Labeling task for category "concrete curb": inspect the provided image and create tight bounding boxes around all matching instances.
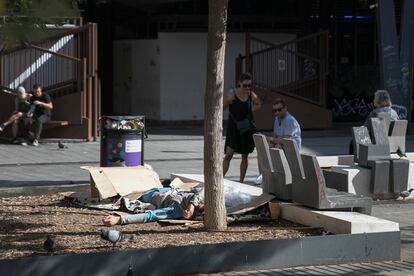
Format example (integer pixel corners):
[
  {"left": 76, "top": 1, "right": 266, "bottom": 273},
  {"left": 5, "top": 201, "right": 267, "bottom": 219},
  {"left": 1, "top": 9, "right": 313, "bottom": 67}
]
[
  {"left": 0, "top": 231, "right": 400, "bottom": 276},
  {"left": 0, "top": 183, "right": 89, "bottom": 197}
]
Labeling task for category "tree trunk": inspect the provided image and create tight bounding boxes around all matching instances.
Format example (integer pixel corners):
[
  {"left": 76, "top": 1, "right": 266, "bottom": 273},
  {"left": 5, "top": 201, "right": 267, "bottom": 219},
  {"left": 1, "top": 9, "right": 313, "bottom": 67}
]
[{"left": 204, "top": 0, "right": 228, "bottom": 231}]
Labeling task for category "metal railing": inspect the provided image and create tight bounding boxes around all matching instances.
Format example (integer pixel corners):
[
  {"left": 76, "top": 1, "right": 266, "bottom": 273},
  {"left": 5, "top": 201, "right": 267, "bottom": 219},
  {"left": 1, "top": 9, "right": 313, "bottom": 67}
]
[{"left": 236, "top": 31, "right": 329, "bottom": 106}]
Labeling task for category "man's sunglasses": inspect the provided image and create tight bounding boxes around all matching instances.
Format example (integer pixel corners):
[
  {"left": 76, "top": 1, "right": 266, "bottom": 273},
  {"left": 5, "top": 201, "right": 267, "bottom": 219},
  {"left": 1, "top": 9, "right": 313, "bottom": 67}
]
[
  {"left": 242, "top": 84, "right": 251, "bottom": 88},
  {"left": 273, "top": 108, "right": 283, "bottom": 113}
]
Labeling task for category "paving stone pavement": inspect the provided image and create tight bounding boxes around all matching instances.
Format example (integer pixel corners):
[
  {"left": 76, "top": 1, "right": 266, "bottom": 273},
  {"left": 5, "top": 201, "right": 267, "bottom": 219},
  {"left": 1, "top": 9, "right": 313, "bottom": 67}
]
[
  {"left": 1, "top": 134, "right": 414, "bottom": 184},
  {"left": 372, "top": 202, "right": 414, "bottom": 261},
  {"left": 1, "top": 126, "right": 414, "bottom": 274}
]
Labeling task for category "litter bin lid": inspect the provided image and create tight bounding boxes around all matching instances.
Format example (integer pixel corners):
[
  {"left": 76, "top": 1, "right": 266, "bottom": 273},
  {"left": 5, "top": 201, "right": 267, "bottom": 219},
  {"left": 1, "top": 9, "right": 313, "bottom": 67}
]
[
  {"left": 101, "top": 115, "right": 145, "bottom": 132},
  {"left": 105, "top": 128, "right": 143, "bottom": 134}
]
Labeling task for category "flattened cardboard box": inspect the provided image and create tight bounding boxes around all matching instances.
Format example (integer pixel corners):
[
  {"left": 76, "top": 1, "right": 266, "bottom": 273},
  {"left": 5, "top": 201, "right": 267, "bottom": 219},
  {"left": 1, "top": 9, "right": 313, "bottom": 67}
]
[{"left": 81, "top": 166, "right": 162, "bottom": 199}]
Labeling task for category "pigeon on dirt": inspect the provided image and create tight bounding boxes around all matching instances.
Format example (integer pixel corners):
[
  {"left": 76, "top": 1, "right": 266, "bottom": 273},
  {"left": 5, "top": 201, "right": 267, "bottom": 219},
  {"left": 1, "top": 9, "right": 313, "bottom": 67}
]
[
  {"left": 58, "top": 141, "right": 68, "bottom": 149},
  {"left": 43, "top": 235, "right": 55, "bottom": 255},
  {"left": 400, "top": 189, "right": 414, "bottom": 200},
  {"left": 100, "top": 228, "right": 133, "bottom": 246}
]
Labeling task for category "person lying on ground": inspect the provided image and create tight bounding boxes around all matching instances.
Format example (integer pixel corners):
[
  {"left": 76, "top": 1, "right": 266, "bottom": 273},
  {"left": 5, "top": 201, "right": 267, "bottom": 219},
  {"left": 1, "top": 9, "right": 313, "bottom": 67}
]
[
  {"left": 0, "top": 86, "right": 32, "bottom": 143},
  {"left": 102, "top": 187, "right": 203, "bottom": 226}
]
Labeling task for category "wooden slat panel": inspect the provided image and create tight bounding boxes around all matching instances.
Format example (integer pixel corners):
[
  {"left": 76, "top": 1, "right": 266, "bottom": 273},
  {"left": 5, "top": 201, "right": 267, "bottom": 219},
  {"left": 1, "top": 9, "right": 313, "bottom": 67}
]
[{"left": 51, "top": 92, "right": 83, "bottom": 124}]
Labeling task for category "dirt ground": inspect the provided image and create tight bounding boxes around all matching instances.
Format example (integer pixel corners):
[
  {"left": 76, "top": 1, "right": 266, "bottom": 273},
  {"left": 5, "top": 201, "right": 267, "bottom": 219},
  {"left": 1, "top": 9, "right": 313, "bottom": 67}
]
[{"left": 0, "top": 193, "right": 323, "bottom": 259}]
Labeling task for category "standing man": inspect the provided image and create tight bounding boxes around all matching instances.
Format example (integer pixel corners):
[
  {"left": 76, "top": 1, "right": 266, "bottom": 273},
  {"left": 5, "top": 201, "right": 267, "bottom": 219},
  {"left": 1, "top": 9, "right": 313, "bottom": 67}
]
[
  {"left": 270, "top": 98, "right": 301, "bottom": 149},
  {"left": 26, "top": 84, "right": 53, "bottom": 146},
  {"left": 223, "top": 72, "right": 261, "bottom": 183}
]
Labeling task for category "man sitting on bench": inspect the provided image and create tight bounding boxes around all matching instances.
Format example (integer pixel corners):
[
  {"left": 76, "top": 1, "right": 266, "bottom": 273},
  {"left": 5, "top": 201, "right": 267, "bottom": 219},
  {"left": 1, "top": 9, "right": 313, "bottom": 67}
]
[
  {"left": 269, "top": 98, "right": 301, "bottom": 149},
  {"left": 25, "top": 84, "right": 53, "bottom": 146},
  {"left": 0, "top": 86, "right": 31, "bottom": 143}
]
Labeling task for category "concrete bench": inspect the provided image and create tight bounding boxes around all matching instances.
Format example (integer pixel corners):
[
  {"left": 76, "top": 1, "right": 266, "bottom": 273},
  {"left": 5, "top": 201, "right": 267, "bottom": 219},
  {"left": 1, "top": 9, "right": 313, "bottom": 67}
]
[
  {"left": 316, "top": 155, "right": 354, "bottom": 168},
  {"left": 389, "top": 120, "right": 407, "bottom": 154},
  {"left": 252, "top": 134, "right": 292, "bottom": 200},
  {"left": 282, "top": 138, "right": 372, "bottom": 214},
  {"left": 328, "top": 118, "right": 409, "bottom": 198},
  {"left": 357, "top": 117, "right": 408, "bottom": 194},
  {"left": 352, "top": 114, "right": 407, "bottom": 161},
  {"left": 275, "top": 201, "right": 398, "bottom": 234},
  {"left": 376, "top": 112, "right": 407, "bottom": 154}
]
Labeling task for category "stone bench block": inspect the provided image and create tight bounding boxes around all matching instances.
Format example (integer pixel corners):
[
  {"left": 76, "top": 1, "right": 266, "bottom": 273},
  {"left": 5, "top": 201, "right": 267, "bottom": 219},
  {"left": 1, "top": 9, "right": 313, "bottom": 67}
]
[
  {"left": 390, "top": 159, "right": 410, "bottom": 193},
  {"left": 327, "top": 165, "right": 372, "bottom": 196},
  {"left": 367, "top": 160, "right": 390, "bottom": 194},
  {"left": 276, "top": 202, "right": 399, "bottom": 234},
  {"left": 252, "top": 134, "right": 293, "bottom": 200},
  {"left": 316, "top": 155, "right": 355, "bottom": 168}
]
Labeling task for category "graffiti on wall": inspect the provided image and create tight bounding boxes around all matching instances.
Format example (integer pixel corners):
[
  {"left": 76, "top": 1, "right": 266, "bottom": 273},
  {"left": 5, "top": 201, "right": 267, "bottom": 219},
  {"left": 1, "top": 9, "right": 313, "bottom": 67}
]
[
  {"left": 332, "top": 98, "right": 375, "bottom": 119},
  {"left": 332, "top": 97, "right": 407, "bottom": 121}
]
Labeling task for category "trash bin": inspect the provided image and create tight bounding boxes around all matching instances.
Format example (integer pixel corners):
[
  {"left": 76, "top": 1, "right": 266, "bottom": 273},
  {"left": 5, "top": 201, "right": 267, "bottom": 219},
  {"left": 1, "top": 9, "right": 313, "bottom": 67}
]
[{"left": 100, "top": 115, "right": 145, "bottom": 167}]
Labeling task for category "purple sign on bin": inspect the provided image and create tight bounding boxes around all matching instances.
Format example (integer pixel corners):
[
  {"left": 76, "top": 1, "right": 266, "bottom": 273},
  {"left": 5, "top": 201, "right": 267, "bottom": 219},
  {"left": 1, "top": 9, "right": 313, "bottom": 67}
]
[{"left": 106, "top": 137, "right": 143, "bottom": 166}]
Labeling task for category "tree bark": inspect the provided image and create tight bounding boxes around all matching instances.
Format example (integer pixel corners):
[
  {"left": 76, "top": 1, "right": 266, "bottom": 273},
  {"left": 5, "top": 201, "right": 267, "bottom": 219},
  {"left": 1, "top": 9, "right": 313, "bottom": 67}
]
[{"left": 204, "top": 0, "right": 228, "bottom": 231}]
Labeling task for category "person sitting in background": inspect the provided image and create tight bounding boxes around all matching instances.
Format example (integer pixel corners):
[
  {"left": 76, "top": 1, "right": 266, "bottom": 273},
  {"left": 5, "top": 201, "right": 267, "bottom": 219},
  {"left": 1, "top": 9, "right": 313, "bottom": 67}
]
[
  {"left": 25, "top": 84, "right": 53, "bottom": 146},
  {"left": 0, "top": 86, "right": 32, "bottom": 143},
  {"left": 269, "top": 98, "right": 301, "bottom": 149},
  {"left": 348, "top": 89, "right": 399, "bottom": 154},
  {"left": 365, "top": 90, "right": 399, "bottom": 125},
  {"left": 102, "top": 187, "right": 203, "bottom": 226}
]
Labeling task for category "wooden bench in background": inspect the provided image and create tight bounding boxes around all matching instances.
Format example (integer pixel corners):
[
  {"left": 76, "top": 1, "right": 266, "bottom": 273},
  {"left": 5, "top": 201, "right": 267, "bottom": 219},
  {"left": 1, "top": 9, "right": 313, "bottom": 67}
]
[{"left": 44, "top": 120, "right": 69, "bottom": 129}]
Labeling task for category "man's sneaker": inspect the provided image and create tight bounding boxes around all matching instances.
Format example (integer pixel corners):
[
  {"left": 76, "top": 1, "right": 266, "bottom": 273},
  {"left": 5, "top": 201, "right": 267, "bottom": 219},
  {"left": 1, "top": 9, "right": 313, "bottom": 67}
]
[
  {"left": 0, "top": 124, "right": 4, "bottom": 132},
  {"left": 11, "top": 138, "right": 20, "bottom": 144},
  {"left": 31, "top": 139, "right": 39, "bottom": 147},
  {"left": 21, "top": 141, "right": 28, "bottom": 146}
]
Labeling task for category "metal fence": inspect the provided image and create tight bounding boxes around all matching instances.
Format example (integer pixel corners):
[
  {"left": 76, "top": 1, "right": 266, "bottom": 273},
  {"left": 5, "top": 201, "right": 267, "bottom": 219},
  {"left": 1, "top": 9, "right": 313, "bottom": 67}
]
[{"left": 236, "top": 31, "right": 329, "bottom": 106}]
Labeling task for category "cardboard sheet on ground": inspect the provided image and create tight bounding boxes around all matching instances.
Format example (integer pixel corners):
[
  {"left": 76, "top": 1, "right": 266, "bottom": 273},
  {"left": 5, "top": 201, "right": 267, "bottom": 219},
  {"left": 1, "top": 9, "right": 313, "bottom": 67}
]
[
  {"left": 171, "top": 174, "right": 275, "bottom": 215},
  {"left": 170, "top": 177, "right": 201, "bottom": 189},
  {"left": 81, "top": 165, "right": 162, "bottom": 199},
  {"left": 66, "top": 173, "right": 275, "bottom": 221},
  {"left": 226, "top": 193, "right": 275, "bottom": 215},
  {"left": 169, "top": 177, "right": 276, "bottom": 217}
]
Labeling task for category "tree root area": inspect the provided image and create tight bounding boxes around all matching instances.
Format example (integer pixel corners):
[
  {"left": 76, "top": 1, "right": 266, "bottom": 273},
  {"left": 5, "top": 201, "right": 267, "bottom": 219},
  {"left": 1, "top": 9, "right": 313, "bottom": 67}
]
[{"left": 0, "top": 194, "right": 323, "bottom": 259}]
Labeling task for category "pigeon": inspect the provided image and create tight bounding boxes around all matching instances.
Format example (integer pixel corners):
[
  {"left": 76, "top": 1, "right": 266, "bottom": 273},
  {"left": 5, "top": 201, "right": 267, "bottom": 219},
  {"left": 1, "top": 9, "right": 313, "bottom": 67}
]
[
  {"left": 43, "top": 235, "right": 55, "bottom": 255},
  {"left": 58, "top": 141, "right": 68, "bottom": 149},
  {"left": 396, "top": 147, "right": 407, "bottom": 158},
  {"left": 400, "top": 189, "right": 414, "bottom": 200},
  {"left": 100, "top": 228, "right": 133, "bottom": 246}
]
